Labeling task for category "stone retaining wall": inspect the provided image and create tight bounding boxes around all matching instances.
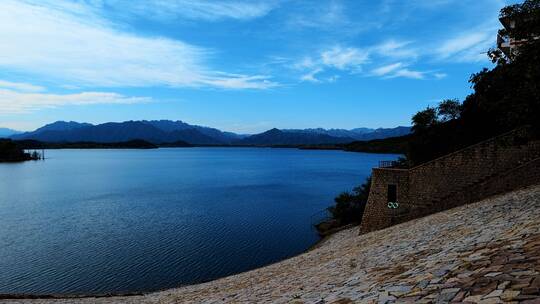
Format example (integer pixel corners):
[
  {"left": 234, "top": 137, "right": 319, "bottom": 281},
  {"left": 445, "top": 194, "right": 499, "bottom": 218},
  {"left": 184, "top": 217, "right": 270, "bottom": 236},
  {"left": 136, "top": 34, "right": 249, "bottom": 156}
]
[{"left": 360, "top": 127, "right": 540, "bottom": 234}]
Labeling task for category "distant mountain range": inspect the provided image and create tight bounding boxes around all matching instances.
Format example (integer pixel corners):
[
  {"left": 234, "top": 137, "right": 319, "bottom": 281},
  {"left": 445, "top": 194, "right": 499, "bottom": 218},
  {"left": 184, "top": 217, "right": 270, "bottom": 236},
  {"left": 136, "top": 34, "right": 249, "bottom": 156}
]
[
  {"left": 9, "top": 120, "right": 411, "bottom": 146},
  {"left": 0, "top": 128, "right": 22, "bottom": 138},
  {"left": 283, "top": 126, "right": 411, "bottom": 141}
]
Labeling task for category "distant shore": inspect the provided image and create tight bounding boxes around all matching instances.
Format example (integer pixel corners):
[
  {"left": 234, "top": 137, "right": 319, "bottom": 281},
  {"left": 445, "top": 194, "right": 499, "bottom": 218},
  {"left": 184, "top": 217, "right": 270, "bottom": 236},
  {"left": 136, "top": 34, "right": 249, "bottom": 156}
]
[
  {"left": 11, "top": 134, "right": 409, "bottom": 155},
  {"left": 0, "top": 139, "right": 42, "bottom": 162}
]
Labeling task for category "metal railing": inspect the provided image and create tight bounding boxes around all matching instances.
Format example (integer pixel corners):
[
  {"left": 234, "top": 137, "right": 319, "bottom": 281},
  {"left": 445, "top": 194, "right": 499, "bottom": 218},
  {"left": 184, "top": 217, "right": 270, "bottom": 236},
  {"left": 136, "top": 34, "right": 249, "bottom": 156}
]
[{"left": 378, "top": 160, "right": 398, "bottom": 168}]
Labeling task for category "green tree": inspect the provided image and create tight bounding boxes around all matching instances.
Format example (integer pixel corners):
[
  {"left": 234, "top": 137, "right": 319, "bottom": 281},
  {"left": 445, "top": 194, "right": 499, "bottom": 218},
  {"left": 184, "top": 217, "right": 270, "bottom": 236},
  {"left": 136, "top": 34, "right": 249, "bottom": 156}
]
[
  {"left": 437, "top": 99, "right": 462, "bottom": 121},
  {"left": 500, "top": 0, "right": 540, "bottom": 40},
  {"left": 0, "top": 139, "right": 30, "bottom": 162},
  {"left": 411, "top": 107, "right": 438, "bottom": 133}
]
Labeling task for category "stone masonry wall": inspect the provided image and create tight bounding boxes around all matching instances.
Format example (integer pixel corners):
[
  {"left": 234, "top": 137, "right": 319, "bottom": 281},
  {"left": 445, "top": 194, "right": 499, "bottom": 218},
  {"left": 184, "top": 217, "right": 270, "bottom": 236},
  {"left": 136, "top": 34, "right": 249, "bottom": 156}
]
[
  {"left": 359, "top": 127, "right": 540, "bottom": 234},
  {"left": 408, "top": 127, "right": 536, "bottom": 207},
  {"left": 438, "top": 156, "right": 540, "bottom": 213},
  {"left": 359, "top": 168, "right": 409, "bottom": 233}
]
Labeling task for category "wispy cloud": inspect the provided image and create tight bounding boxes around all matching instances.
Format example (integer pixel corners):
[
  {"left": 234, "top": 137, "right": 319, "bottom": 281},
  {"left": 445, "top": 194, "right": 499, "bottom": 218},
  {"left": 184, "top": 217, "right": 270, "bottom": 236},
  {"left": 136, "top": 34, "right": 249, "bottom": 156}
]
[
  {"left": 202, "top": 74, "right": 277, "bottom": 89},
  {"left": 320, "top": 46, "right": 369, "bottom": 71},
  {"left": 434, "top": 73, "right": 448, "bottom": 79},
  {"left": 381, "top": 0, "right": 457, "bottom": 13},
  {"left": 371, "top": 63, "right": 428, "bottom": 80},
  {"left": 390, "top": 69, "right": 425, "bottom": 79},
  {"left": 96, "top": 0, "right": 279, "bottom": 22},
  {"left": 294, "top": 46, "right": 369, "bottom": 82},
  {"left": 287, "top": 0, "right": 349, "bottom": 29},
  {"left": 371, "top": 62, "right": 404, "bottom": 77},
  {"left": 300, "top": 68, "right": 323, "bottom": 83},
  {"left": 372, "top": 40, "right": 418, "bottom": 60},
  {"left": 0, "top": 80, "right": 45, "bottom": 93},
  {"left": 293, "top": 40, "right": 433, "bottom": 82},
  {"left": 435, "top": 29, "right": 495, "bottom": 62},
  {"left": 0, "top": 0, "right": 276, "bottom": 90},
  {"left": 377, "top": 0, "right": 504, "bottom": 64},
  {"left": 0, "top": 88, "right": 150, "bottom": 114}
]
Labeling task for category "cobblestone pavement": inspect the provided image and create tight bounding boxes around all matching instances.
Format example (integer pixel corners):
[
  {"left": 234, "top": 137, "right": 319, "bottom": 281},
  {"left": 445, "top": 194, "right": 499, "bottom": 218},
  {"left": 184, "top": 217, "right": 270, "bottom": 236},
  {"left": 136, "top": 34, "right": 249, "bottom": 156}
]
[{"left": 3, "top": 186, "right": 540, "bottom": 304}]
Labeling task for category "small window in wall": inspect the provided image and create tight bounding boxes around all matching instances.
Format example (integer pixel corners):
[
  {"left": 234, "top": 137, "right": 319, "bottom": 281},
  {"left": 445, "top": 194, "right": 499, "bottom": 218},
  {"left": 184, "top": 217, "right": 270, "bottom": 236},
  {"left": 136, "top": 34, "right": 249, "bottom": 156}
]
[{"left": 387, "top": 184, "right": 397, "bottom": 203}]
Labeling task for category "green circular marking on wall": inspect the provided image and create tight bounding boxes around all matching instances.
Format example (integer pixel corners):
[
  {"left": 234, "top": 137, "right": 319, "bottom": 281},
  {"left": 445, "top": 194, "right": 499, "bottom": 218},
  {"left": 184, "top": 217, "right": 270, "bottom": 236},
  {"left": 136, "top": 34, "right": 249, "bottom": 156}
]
[{"left": 387, "top": 202, "right": 399, "bottom": 209}]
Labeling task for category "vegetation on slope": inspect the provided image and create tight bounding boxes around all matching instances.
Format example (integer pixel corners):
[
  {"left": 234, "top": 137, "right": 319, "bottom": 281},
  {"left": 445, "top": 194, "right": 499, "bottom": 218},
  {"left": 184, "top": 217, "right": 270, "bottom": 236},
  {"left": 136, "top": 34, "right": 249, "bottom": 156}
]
[
  {"left": 343, "top": 135, "right": 410, "bottom": 154},
  {"left": 300, "top": 135, "right": 410, "bottom": 154},
  {"left": 316, "top": 176, "right": 371, "bottom": 236}
]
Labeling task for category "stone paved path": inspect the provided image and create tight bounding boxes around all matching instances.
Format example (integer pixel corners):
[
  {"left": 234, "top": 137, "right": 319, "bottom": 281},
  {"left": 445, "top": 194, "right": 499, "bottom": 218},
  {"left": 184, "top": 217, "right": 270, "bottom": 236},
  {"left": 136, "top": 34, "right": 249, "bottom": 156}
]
[{"left": 3, "top": 186, "right": 540, "bottom": 304}]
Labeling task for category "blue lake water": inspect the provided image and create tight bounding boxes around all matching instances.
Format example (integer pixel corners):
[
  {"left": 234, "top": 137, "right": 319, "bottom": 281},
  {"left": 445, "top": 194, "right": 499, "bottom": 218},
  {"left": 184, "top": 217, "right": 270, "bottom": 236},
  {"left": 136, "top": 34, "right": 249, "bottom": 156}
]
[{"left": 0, "top": 148, "right": 398, "bottom": 295}]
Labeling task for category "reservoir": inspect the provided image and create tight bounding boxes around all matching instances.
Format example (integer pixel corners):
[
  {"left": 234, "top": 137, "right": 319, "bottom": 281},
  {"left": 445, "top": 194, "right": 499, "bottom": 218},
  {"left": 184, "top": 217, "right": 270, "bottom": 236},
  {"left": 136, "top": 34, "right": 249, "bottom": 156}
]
[{"left": 0, "top": 148, "right": 398, "bottom": 295}]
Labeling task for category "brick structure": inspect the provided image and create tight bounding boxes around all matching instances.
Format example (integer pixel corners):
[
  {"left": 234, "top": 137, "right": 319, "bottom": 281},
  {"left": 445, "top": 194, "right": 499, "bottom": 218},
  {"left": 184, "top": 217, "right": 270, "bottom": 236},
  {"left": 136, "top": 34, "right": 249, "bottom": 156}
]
[{"left": 359, "top": 127, "right": 540, "bottom": 234}]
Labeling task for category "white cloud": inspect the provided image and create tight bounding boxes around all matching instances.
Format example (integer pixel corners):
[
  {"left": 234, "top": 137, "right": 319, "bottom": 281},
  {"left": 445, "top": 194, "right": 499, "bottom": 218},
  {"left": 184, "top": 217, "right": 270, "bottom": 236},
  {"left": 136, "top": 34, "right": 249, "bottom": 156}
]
[
  {"left": 0, "top": 80, "right": 45, "bottom": 93},
  {"left": 0, "top": 88, "right": 150, "bottom": 114},
  {"left": 293, "top": 46, "right": 368, "bottom": 83},
  {"left": 371, "top": 63, "right": 446, "bottom": 80},
  {"left": 371, "top": 63, "right": 428, "bottom": 79},
  {"left": 300, "top": 68, "right": 323, "bottom": 83},
  {"left": 293, "top": 57, "right": 317, "bottom": 70},
  {"left": 434, "top": 73, "right": 448, "bottom": 79},
  {"left": 435, "top": 30, "right": 495, "bottom": 62},
  {"left": 288, "top": 0, "right": 503, "bottom": 83},
  {"left": 371, "top": 62, "right": 404, "bottom": 76},
  {"left": 321, "top": 46, "right": 369, "bottom": 70},
  {"left": 103, "top": 0, "right": 279, "bottom": 22},
  {"left": 0, "top": 0, "right": 275, "bottom": 90},
  {"left": 390, "top": 69, "right": 425, "bottom": 79},
  {"left": 202, "top": 74, "right": 278, "bottom": 89},
  {"left": 373, "top": 40, "right": 418, "bottom": 60},
  {"left": 293, "top": 40, "right": 455, "bottom": 82}
]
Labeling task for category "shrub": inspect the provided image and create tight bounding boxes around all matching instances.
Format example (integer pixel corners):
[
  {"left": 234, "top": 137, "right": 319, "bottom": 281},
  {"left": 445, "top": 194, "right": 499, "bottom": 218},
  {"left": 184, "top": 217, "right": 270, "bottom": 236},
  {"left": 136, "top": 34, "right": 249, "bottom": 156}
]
[{"left": 327, "top": 176, "right": 371, "bottom": 226}]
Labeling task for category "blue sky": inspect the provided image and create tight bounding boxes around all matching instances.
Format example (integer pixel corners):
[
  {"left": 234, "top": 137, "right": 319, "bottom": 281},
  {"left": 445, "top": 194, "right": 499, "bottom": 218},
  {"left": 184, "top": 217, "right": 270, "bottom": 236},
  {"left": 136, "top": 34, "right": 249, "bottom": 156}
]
[{"left": 0, "top": 0, "right": 518, "bottom": 133}]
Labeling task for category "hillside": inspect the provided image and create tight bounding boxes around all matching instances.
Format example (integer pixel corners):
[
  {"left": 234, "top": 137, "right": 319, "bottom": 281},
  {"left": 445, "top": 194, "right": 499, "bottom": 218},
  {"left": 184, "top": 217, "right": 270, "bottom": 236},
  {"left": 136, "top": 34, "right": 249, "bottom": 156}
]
[
  {"left": 11, "top": 186, "right": 539, "bottom": 303},
  {"left": 299, "top": 135, "right": 411, "bottom": 154},
  {"left": 235, "top": 128, "right": 355, "bottom": 145},
  {"left": 343, "top": 134, "right": 411, "bottom": 154}
]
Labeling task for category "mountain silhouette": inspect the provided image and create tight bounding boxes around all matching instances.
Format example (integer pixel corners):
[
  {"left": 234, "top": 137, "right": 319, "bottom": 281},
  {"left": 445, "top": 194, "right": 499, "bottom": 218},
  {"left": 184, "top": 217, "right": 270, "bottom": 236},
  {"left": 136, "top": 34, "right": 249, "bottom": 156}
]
[{"left": 11, "top": 120, "right": 410, "bottom": 145}]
